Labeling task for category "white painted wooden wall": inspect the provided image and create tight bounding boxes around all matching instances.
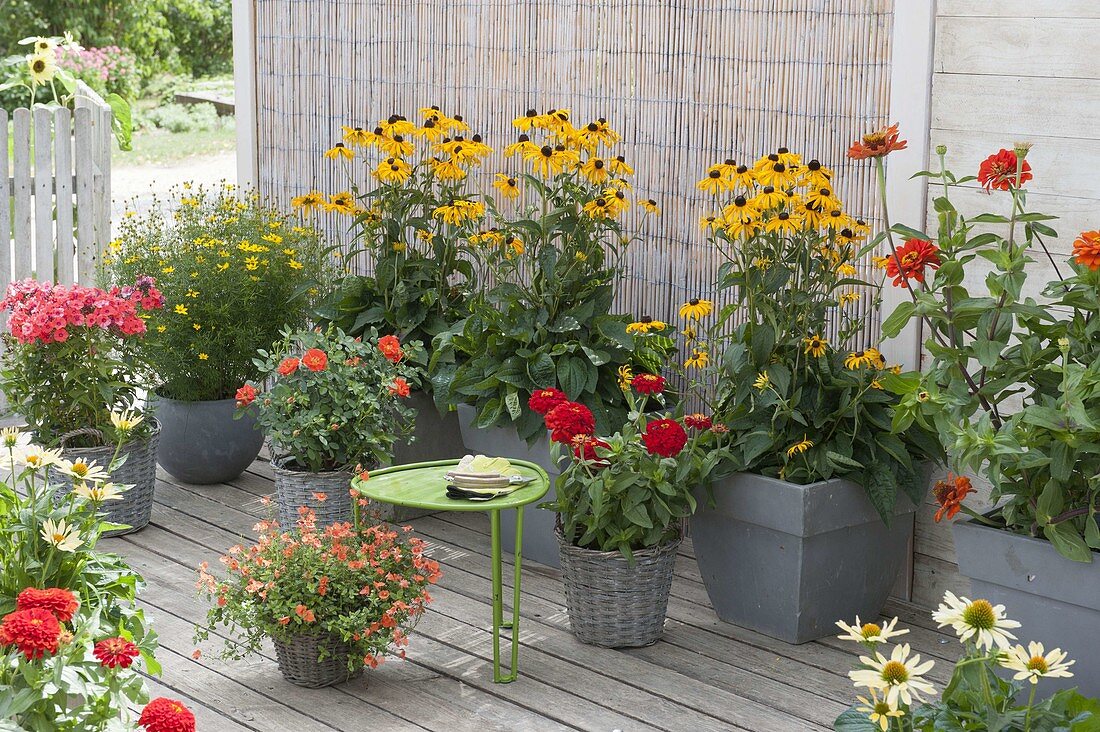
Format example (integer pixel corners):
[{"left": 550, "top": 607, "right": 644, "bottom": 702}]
[
  {"left": 1, "top": 81, "right": 112, "bottom": 291},
  {"left": 910, "top": 0, "right": 1100, "bottom": 608}
]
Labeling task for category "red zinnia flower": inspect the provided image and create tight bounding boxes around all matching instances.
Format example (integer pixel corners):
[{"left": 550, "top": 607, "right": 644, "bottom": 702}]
[
  {"left": 378, "top": 334, "right": 403, "bottom": 364},
  {"left": 389, "top": 377, "right": 411, "bottom": 398},
  {"left": 1071, "top": 230, "right": 1100, "bottom": 271},
  {"left": 571, "top": 434, "right": 610, "bottom": 463},
  {"left": 235, "top": 383, "right": 257, "bottom": 408},
  {"left": 138, "top": 697, "right": 196, "bottom": 732},
  {"left": 884, "top": 238, "right": 941, "bottom": 288},
  {"left": 544, "top": 401, "right": 595, "bottom": 444},
  {"left": 0, "top": 607, "right": 62, "bottom": 660},
  {"left": 277, "top": 357, "right": 300, "bottom": 376},
  {"left": 93, "top": 636, "right": 140, "bottom": 668},
  {"left": 527, "top": 387, "right": 568, "bottom": 415},
  {"left": 847, "top": 123, "right": 907, "bottom": 160},
  {"left": 683, "top": 413, "right": 712, "bottom": 430},
  {"left": 977, "top": 149, "right": 1032, "bottom": 192},
  {"left": 302, "top": 348, "right": 328, "bottom": 372},
  {"left": 631, "top": 373, "right": 666, "bottom": 395},
  {"left": 16, "top": 587, "right": 79, "bottom": 623},
  {"left": 642, "top": 418, "right": 689, "bottom": 458},
  {"left": 932, "top": 473, "right": 975, "bottom": 522}
]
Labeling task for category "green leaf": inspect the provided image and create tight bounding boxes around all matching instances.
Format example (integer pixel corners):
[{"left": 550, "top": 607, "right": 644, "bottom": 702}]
[
  {"left": 881, "top": 301, "right": 916, "bottom": 338},
  {"left": 504, "top": 388, "right": 522, "bottom": 420},
  {"left": 862, "top": 462, "right": 897, "bottom": 525},
  {"left": 833, "top": 707, "right": 880, "bottom": 731},
  {"left": 105, "top": 93, "right": 133, "bottom": 151},
  {"left": 1044, "top": 522, "right": 1093, "bottom": 563},
  {"left": 527, "top": 352, "right": 555, "bottom": 388}
]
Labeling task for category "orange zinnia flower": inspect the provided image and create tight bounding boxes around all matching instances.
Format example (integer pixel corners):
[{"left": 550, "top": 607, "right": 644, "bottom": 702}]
[
  {"left": 884, "top": 238, "right": 941, "bottom": 288},
  {"left": 847, "top": 123, "right": 907, "bottom": 160},
  {"left": 977, "top": 148, "right": 1032, "bottom": 192},
  {"left": 1071, "top": 230, "right": 1100, "bottom": 271},
  {"left": 933, "top": 473, "right": 975, "bottom": 522}
]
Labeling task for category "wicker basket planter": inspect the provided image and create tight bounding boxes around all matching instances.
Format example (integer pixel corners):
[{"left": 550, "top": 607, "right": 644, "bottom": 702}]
[
  {"left": 272, "top": 632, "right": 361, "bottom": 688},
  {"left": 556, "top": 525, "right": 680, "bottom": 648},
  {"left": 49, "top": 421, "right": 160, "bottom": 537},
  {"left": 272, "top": 458, "right": 353, "bottom": 528}
]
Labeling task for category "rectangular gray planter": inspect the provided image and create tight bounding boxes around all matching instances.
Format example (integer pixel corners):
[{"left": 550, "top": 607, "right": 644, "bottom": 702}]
[
  {"left": 457, "top": 404, "right": 562, "bottom": 568},
  {"left": 691, "top": 472, "right": 915, "bottom": 644},
  {"left": 953, "top": 519, "right": 1100, "bottom": 697},
  {"left": 378, "top": 391, "right": 465, "bottom": 523}
]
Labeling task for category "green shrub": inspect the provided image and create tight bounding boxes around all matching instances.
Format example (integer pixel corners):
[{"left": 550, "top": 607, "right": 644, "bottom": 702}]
[{"left": 144, "top": 102, "right": 221, "bottom": 133}]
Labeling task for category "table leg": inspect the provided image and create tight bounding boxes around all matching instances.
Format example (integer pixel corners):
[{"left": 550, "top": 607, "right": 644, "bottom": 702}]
[{"left": 490, "top": 507, "right": 522, "bottom": 683}]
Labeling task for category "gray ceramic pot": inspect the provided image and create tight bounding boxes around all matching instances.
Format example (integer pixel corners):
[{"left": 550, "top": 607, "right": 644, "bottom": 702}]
[
  {"left": 456, "top": 404, "right": 563, "bottom": 568},
  {"left": 953, "top": 519, "right": 1100, "bottom": 697},
  {"left": 378, "top": 391, "right": 466, "bottom": 522},
  {"left": 691, "top": 472, "right": 915, "bottom": 644},
  {"left": 153, "top": 395, "right": 264, "bottom": 484}
]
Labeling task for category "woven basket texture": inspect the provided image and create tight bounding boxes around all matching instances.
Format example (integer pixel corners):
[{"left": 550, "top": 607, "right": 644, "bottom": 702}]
[
  {"left": 557, "top": 525, "right": 679, "bottom": 648},
  {"left": 49, "top": 422, "right": 160, "bottom": 537},
  {"left": 272, "top": 458, "right": 353, "bottom": 528},
  {"left": 273, "top": 633, "right": 361, "bottom": 688}
]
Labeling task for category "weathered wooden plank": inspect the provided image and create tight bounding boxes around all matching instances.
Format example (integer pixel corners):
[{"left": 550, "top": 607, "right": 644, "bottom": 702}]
[
  {"left": 73, "top": 106, "right": 95, "bottom": 284},
  {"left": 931, "top": 73, "right": 1100, "bottom": 141},
  {"left": 53, "top": 107, "right": 75, "bottom": 285},
  {"left": 938, "top": 0, "right": 1100, "bottom": 19},
  {"left": 12, "top": 109, "right": 33, "bottom": 280},
  {"left": 32, "top": 107, "right": 53, "bottom": 281},
  {"left": 142, "top": 675, "right": 258, "bottom": 732},
  {"left": 936, "top": 16, "right": 1100, "bottom": 79},
  {"left": 0, "top": 108, "right": 11, "bottom": 297}
]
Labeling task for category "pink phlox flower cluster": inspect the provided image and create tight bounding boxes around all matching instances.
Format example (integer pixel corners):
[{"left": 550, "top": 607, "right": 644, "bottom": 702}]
[{"left": 1, "top": 277, "right": 164, "bottom": 345}]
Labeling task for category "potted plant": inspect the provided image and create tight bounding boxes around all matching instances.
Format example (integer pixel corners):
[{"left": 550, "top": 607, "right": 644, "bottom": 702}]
[
  {"left": 308, "top": 109, "right": 488, "bottom": 468},
  {"left": 195, "top": 504, "right": 441, "bottom": 688},
  {"left": 861, "top": 133, "right": 1100, "bottom": 693},
  {"left": 537, "top": 372, "right": 729, "bottom": 647},
  {"left": 0, "top": 427, "right": 171, "bottom": 730},
  {"left": 688, "top": 143, "right": 943, "bottom": 643},
  {"left": 833, "top": 590, "right": 1098, "bottom": 730},
  {"left": 105, "top": 183, "right": 331, "bottom": 484},
  {"left": 0, "top": 277, "right": 165, "bottom": 535},
  {"left": 235, "top": 326, "right": 421, "bottom": 527},
  {"left": 432, "top": 108, "right": 672, "bottom": 566}
]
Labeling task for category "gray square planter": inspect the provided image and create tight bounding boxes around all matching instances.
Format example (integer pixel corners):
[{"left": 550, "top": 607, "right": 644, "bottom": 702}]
[
  {"left": 378, "top": 391, "right": 466, "bottom": 523},
  {"left": 953, "top": 519, "right": 1100, "bottom": 697},
  {"left": 457, "top": 404, "right": 563, "bottom": 568},
  {"left": 691, "top": 472, "right": 915, "bottom": 644}
]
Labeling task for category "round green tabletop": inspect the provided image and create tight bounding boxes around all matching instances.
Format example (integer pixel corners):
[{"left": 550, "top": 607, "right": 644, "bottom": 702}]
[{"left": 352, "top": 458, "right": 550, "bottom": 512}]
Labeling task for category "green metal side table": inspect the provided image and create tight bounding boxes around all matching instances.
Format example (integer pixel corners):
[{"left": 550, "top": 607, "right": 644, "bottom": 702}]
[{"left": 350, "top": 458, "right": 550, "bottom": 684}]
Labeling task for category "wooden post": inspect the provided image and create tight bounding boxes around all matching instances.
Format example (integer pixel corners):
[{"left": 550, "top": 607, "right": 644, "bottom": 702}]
[
  {"left": 54, "top": 107, "right": 75, "bottom": 285},
  {"left": 233, "top": 0, "right": 258, "bottom": 188},
  {"left": 33, "top": 107, "right": 54, "bottom": 281},
  {"left": 12, "top": 110, "right": 33, "bottom": 281}
]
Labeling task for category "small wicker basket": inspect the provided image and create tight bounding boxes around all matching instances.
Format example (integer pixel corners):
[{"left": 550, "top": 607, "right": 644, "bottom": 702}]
[
  {"left": 271, "top": 458, "right": 353, "bottom": 529},
  {"left": 273, "top": 632, "right": 361, "bottom": 688},
  {"left": 557, "top": 524, "right": 680, "bottom": 648},
  {"left": 49, "top": 422, "right": 160, "bottom": 538}
]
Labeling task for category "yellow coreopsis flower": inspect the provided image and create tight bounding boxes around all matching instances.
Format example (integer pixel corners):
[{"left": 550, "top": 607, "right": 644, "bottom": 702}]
[
  {"left": 341, "top": 125, "right": 373, "bottom": 147},
  {"left": 785, "top": 437, "right": 813, "bottom": 458},
  {"left": 838, "top": 291, "right": 861, "bottom": 307},
  {"left": 580, "top": 157, "right": 611, "bottom": 185},
  {"left": 504, "top": 135, "right": 538, "bottom": 158},
  {"left": 617, "top": 364, "right": 634, "bottom": 391},
  {"left": 626, "top": 317, "right": 667, "bottom": 334},
  {"left": 377, "top": 134, "right": 415, "bottom": 158},
  {"left": 582, "top": 196, "right": 616, "bottom": 220},
  {"left": 291, "top": 190, "right": 326, "bottom": 214},
  {"left": 725, "top": 215, "right": 759, "bottom": 240},
  {"left": 696, "top": 169, "right": 733, "bottom": 195},
  {"left": 752, "top": 372, "right": 770, "bottom": 391},
  {"left": 639, "top": 199, "right": 660, "bottom": 215},
  {"left": 373, "top": 157, "right": 412, "bottom": 184},
  {"left": 430, "top": 157, "right": 467, "bottom": 182},
  {"left": 684, "top": 349, "right": 709, "bottom": 369},
  {"left": 174, "top": 304, "right": 188, "bottom": 315},
  {"left": 378, "top": 114, "right": 417, "bottom": 137},
  {"left": 326, "top": 191, "right": 362, "bottom": 216},
  {"left": 679, "top": 298, "right": 713, "bottom": 320},
  {"left": 433, "top": 200, "right": 485, "bottom": 226},
  {"left": 754, "top": 186, "right": 786, "bottom": 210},
  {"left": 765, "top": 212, "right": 802, "bottom": 235},
  {"left": 607, "top": 155, "right": 633, "bottom": 176}
]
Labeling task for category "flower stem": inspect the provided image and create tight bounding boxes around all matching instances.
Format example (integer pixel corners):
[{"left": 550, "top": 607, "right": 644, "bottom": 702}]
[{"left": 1024, "top": 683, "right": 1036, "bottom": 732}]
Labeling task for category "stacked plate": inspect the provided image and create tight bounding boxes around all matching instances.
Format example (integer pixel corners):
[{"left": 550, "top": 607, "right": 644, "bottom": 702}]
[{"left": 444, "top": 455, "right": 535, "bottom": 501}]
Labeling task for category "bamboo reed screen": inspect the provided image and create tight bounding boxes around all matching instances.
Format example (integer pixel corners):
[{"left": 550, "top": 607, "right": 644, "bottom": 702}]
[{"left": 252, "top": 0, "right": 894, "bottom": 347}]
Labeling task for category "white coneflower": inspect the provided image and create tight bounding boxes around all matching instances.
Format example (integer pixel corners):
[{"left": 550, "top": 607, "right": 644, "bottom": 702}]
[
  {"left": 58, "top": 458, "right": 110, "bottom": 484},
  {"left": 73, "top": 481, "right": 124, "bottom": 503},
  {"left": 41, "top": 518, "right": 82, "bottom": 552},
  {"left": 849, "top": 643, "right": 936, "bottom": 708},
  {"left": 855, "top": 688, "right": 905, "bottom": 731},
  {"left": 0, "top": 427, "right": 31, "bottom": 451},
  {"left": 109, "top": 408, "right": 145, "bottom": 435},
  {"left": 1001, "top": 642, "right": 1075, "bottom": 685},
  {"left": 836, "top": 616, "right": 910, "bottom": 646},
  {"left": 15, "top": 445, "right": 63, "bottom": 470},
  {"left": 932, "top": 590, "right": 1020, "bottom": 652}
]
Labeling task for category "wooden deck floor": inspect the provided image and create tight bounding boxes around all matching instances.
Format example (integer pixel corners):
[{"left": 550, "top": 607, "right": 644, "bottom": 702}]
[{"left": 104, "top": 458, "right": 956, "bottom": 732}]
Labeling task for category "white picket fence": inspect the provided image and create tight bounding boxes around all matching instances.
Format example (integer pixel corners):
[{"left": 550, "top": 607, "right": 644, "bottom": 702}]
[{"left": 1, "top": 81, "right": 112, "bottom": 290}]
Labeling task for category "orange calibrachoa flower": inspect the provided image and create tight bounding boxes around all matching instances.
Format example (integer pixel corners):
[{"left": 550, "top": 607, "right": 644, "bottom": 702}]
[
  {"left": 377, "top": 334, "right": 403, "bottom": 363},
  {"left": 1071, "top": 230, "right": 1100, "bottom": 271},
  {"left": 977, "top": 148, "right": 1033, "bottom": 192},
  {"left": 933, "top": 473, "right": 975, "bottom": 522},
  {"left": 301, "top": 348, "right": 328, "bottom": 372},
  {"left": 195, "top": 506, "right": 441, "bottom": 676},
  {"left": 234, "top": 383, "right": 257, "bottom": 408},
  {"left": 847, "top": 123, "right": 907, "bottom": 160},
  {"left": 883, "top": 238, "right": 942, "bottom": 288},
  {"left": 277, "top": 357, "right": 300, "bottom": 376},
  {"left": 389, "top": 377, "right": 411, "bottom": 398}
]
